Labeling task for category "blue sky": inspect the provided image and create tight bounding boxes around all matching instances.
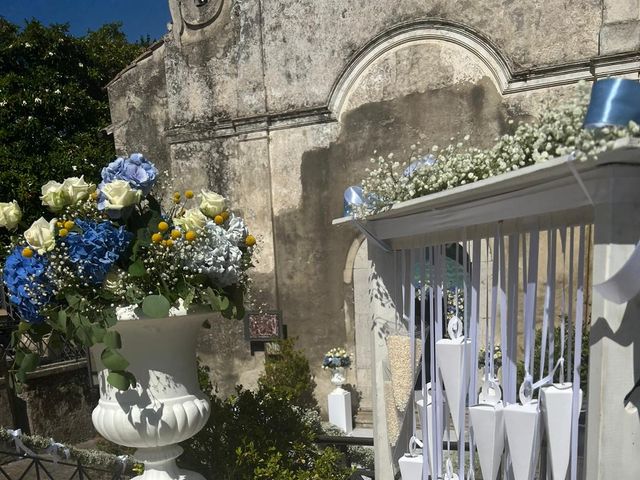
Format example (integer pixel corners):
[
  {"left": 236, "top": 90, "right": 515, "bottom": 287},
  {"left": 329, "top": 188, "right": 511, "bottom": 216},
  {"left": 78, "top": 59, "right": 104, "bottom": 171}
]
[{"left": 0, "top": 0, "right": 171, "bottom": 42}]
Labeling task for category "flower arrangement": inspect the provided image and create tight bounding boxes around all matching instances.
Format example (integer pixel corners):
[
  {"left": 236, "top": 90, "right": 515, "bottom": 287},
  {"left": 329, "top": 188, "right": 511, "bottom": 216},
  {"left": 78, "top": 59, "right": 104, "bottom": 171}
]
[
  {"left": 1, "top": 154, "right": 255, "bottom": 389},
  {"left": 356, "top": 83, "right": 640, "bottom": 216},
  {"left": 478, "top": 345, "right": 503, "bottom": 370},
  {"left": 322, "top": 348, "right": 351, "bottom": 370}
]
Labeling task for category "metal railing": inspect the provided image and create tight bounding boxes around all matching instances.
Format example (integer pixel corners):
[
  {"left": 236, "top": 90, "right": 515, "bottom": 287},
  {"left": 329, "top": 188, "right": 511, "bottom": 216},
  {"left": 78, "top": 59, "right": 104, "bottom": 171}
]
[
  {"left": 315, "top": 435, "right": 375, "bottom": 479},
  {"left": 0, "top": 448, "right": 130, "bottom": 480}
]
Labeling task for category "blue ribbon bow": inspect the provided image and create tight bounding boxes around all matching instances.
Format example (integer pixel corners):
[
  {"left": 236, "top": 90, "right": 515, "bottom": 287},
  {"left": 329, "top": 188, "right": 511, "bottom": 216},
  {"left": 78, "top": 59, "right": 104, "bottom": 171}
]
[{"left": 403, "top": 154, "right": 437, "bottom": 177}]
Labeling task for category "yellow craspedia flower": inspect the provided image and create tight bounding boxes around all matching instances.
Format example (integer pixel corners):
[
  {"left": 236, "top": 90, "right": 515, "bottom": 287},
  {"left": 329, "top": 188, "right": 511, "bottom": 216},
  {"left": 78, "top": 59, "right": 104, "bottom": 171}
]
[
  {"left": 158, "top": 221, "right": 169, "bottom": 232},
  {"left": 59, "top": 228, "right": 69, "bottom": 237},
  {"left": 166, "top": 239, "right": 174, "bottom": 248},
  {"left": 245, "top": 235, "right": 256, "bottom": 247},
  {"left": 63, "top": 220, "right": 74, "bottom": 230},
  {"left": 90, "top": 191, "right": 99, "bottom": 200},
  {"left": 221, "top": 211, "right": 229, "bottom": 221},
  {"left": 151, "top": 233, "right": 163, "bottom": 243},
  {"left": 185, "top": 230, "right": 197, "bottom": 242},
  {"left": 22, "top": 247, "right": 34, "bottom": 258},
  {"left": 170, "top": 230, "right": 181, "bottom": 239},
  {"left": 214, "top": 215, "right": 224, "bottom": 225},
  {"left": 173, "top": 192, "right": 181, "bottom": 203},
  {"left": 185, "top": 190, "right": 194, "bottom": 199},
  {"left": 56, "top": 221, "right": 64, "bottom": 228}
]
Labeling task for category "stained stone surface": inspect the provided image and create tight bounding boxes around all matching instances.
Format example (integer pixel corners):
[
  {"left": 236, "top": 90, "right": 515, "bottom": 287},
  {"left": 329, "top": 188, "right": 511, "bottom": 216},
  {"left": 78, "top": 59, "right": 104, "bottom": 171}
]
[{"left": 106, "top": 0, "right": 638, "bottom": 427}]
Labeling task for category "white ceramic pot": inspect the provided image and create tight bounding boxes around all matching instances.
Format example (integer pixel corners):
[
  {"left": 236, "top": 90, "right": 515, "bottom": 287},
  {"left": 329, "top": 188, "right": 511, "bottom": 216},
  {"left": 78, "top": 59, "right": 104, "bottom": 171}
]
[
  {"left": 92, "top": 313, "right": 211, "bottom": 480},
  {"left": 436, "top": 337, "right": 471, "bottom": 438},
  {"left": 541, "top": 383, "right": 583, "bottom": 480},
  {"left": 469, "top": 402, "right": 504, "bottom": 480},
  {"left": 504, "top": 401, "right": 542, "bottom": 480}
]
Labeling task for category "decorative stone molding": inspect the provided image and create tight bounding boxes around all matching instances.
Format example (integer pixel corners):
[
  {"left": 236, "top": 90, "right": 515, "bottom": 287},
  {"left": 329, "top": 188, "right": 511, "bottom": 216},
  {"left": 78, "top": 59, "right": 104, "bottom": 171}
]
[{"left": 328, "top": 19, "right": 640, "bottom": 120}]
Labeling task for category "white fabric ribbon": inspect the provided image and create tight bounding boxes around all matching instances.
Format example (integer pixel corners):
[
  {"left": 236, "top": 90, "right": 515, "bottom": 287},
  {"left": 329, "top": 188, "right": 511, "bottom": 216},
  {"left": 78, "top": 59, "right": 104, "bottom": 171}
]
[
  {"left": 6, "top": 429, "right": 36, "bottom": 457},
  {"left": 117, "top": 454, "right": 129, "bottom": 474},
  {"left": 45, "top": 438, "right": 70, "bottom": 463}
]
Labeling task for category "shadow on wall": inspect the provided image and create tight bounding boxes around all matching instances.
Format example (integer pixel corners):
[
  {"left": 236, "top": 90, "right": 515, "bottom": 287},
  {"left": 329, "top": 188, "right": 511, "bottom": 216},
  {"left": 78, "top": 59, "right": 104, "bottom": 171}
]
[
  {"left": 590, "top": 294, "right": 640, "bottom": 419},
  {"left": 271, "top": 76, "right": 530, "bottom": 392}
]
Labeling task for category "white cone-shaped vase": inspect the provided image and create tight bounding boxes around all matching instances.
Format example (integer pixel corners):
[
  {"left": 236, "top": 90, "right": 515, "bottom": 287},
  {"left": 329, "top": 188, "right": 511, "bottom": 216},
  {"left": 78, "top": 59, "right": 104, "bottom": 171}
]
[
  {"left": 399, "top": 454, "right": 424, "bottom": 480},
  {"left": 436, "top": 338, "right": 471, "bottom": 438},
  {"left": 469, "top": 402, "right": 504, "bottom": 480},
  {"left": 541, "top": 383, "right": 583, "bottom": 480},
  {"left": 504, "top": 401, "right": 542, "bottom": 480},
  {"left": 415, "top": 385, "right": 450, "bottom": 473}
]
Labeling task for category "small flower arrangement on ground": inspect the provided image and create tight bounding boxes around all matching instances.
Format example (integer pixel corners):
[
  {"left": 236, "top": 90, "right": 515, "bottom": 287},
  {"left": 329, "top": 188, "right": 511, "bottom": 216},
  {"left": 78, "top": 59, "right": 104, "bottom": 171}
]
[
  {"left": 1, "top": 154, "right": 255, "bottom": 389},
  {"left": 322, "top": 348, "right": 352, "bottom": 370}
]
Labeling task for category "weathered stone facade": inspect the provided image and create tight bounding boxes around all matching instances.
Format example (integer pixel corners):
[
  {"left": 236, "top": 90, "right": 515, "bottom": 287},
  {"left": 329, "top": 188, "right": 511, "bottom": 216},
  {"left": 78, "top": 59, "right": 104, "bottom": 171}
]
[{"left": 107, "top": 0, "right": 640, "bottom": 428}]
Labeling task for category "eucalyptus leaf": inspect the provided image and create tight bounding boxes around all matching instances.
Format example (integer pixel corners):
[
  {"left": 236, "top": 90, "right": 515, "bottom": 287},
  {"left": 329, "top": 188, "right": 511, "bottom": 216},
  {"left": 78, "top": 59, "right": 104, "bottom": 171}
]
[
  {"left": 104, "top": 331, "right": 122, "bottom": 349},
  {"left": 18, "top": 321, "right": 31, "bottom": 333},
  {"left": 65, "top": 292, "right": 81, "bottom": 307},
  {"left": 91, "top": 325, "right": 106, "bottom": 343},
  {"left": 107, "top": 370, "right": 132, "bottom": 390},
  {"left": 103, "top": 309, "right": 117, "bottom": 328},
  {"left": 128, "top": 259, "right": 146, "bottom": 277},
  {"left": 57, "top": 310, "right": 68, "bottom": 331},
  {"left": 76, "top": 326, "right": 93, "bottom": 346},
  {"left": 101, "top": 348, "right": 130, "bottom": 371},
  {"left": 20, "top": 353, "right": 39, "bottom": 373},
  {"left": 142, "top": 294, "right": 171, "bottom": 318}
]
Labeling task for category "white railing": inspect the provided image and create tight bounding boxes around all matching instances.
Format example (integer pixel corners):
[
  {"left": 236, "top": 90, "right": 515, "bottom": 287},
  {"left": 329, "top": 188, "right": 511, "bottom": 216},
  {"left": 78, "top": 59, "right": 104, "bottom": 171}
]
[{"left": 335, "top": 139, "right": 640, "bottom": 479}]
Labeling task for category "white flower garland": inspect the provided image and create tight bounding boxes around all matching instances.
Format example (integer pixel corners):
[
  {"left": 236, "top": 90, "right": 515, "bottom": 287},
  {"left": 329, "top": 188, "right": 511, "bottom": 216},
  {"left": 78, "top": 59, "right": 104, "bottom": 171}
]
[
  {"left": 357, "top": 83, "right": 640, "bottom": 216},
  {"left": 0, "top": 426, "right": 135, "bottom": 469}
]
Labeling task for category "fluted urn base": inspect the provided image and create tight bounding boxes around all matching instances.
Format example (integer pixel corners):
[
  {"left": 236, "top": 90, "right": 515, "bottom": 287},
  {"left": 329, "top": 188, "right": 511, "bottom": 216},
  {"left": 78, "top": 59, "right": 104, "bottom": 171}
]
[
  {"left": 91, "top": 312, "right": 213, "bottom": 480},
  {"left": 132, "top": 446, "right": 205, "bottom": 480}
]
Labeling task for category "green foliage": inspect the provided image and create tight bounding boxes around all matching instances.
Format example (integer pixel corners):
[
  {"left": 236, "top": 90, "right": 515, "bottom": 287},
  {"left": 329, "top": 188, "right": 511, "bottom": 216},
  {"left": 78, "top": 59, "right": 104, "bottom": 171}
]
[
  {"left": 0, "top": 18, "right": 146, "bottom": 244},
  {"left": 180, "top": 387, "right": 352, "bottom": 480},
  {"left": 258, "top": 338, "right": 318, "bottom": 410}
]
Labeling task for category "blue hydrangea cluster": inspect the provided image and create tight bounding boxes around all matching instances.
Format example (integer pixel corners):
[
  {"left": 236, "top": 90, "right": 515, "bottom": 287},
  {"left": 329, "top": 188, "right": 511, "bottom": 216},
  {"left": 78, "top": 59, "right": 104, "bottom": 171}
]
[
  {"left": 322, "top": 354, "right": 352, "bottom": 369},
  {"left": 65, "top": 219, "right": 133, "bottom": 285},
  {"left": 3, "top": 247, "right": 52, "bottom": 324},
  {"left": 99, "top": 153, "right": 158, "bottom": 195}
]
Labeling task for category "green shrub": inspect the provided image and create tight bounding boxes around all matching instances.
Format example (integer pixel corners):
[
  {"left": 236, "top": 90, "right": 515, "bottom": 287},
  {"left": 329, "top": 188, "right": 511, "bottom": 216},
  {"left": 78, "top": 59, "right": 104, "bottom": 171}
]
[
  {"left": 179, "top": 387, "right": 352, "bottom": 480},
  {"left": 258, "top": 338, "right": 318, "bottom": 410}
]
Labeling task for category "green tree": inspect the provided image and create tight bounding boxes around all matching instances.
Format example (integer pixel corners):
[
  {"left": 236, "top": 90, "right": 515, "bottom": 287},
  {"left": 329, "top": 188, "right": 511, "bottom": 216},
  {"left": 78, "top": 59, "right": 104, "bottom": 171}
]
[
  {"left": 258, "top": 338, "right": 318, "bottom": 410},
  {"left": 0, "top": 19, "right": 146, "bottom": 244}
]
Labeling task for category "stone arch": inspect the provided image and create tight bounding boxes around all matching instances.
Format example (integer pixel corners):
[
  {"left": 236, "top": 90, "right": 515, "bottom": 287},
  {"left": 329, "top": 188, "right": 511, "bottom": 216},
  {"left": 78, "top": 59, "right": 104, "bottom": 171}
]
[{"left": 328, "top": 20, "right": 513, "bottom": 121}]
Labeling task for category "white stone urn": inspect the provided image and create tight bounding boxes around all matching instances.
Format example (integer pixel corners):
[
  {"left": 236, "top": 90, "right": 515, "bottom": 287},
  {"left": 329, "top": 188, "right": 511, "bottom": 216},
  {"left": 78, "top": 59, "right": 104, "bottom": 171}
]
[
  {"left": 330, "top": 366, "right": 347, "bottom": 388},
  {"left": 91, "top": 312, "right": 211, "bottom": 480}
]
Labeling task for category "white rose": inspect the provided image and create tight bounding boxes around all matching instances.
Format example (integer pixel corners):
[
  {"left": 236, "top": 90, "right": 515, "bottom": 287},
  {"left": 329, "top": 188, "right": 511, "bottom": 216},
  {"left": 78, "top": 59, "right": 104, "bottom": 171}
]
[
  {"left": 24, "top": 217, "right": 56, "bottom": 254},
  {"left": 199, "top": 190, "right": 226, "bottom": 218},
  {"left": 174, "top": 208, "right": 207, "bottom": 231},
  {"left": 101, "top": 180, "right": 142, "bottom": 211},
  {"left": 0, "top": 201, "right": 22, "bottom": 230},
  {"left": 62, "top": 176, "right": 93, "bottom": 204},
  {"left": 40, "top": 181, "right": 67, "bottom": 212}
]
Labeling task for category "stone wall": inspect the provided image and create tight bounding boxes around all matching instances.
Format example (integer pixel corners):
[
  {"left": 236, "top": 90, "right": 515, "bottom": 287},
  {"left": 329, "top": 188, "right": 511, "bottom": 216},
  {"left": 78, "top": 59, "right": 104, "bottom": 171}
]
[
  {"left": 107, "top": 0, "right": 640, "bottom": 419},
  {"left": 19, "top": 365, "right": 95, "bottom": 443}
]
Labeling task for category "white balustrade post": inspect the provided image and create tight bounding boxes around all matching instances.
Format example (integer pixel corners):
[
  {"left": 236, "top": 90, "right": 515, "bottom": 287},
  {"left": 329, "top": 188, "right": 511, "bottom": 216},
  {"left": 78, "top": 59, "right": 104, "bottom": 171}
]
[{"left": 586, "top": 165, "right": 640, "bottom": 480}]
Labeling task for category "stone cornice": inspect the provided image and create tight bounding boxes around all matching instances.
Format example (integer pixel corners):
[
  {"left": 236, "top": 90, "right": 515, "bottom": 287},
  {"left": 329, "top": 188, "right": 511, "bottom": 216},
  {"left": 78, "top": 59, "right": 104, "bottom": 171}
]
[{"left": 165, "top": 107, "right": 335, "bottom": 144}]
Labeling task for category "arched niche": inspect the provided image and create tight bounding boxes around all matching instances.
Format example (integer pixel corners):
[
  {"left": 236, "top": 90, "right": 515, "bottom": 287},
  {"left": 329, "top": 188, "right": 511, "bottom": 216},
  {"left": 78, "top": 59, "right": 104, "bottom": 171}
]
[{"left": 331, "top": 21, "right": 525, "bottom": 430}]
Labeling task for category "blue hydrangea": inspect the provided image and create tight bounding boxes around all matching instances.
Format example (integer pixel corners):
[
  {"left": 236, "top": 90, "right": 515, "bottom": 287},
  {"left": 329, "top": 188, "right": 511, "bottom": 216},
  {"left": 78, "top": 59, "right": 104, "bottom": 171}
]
[
  {"left": 100, "top": 153, "right": 158, "bottom": 196},
  {"left": 3, "top": 247, "right": 52, "bottom": 324},
  {"left": 65, "top": 219, "right": 132, "bottom": 285}
]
